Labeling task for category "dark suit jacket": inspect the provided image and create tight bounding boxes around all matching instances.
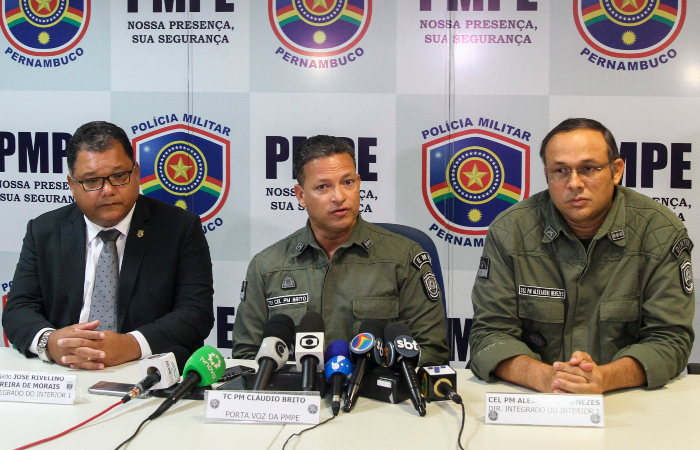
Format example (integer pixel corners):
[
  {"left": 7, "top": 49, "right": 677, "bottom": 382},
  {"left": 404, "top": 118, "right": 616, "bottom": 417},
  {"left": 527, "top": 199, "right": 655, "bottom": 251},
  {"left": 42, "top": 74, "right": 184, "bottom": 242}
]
[{"left": 2, "top": 195, "right": 215, "bottom": 357}]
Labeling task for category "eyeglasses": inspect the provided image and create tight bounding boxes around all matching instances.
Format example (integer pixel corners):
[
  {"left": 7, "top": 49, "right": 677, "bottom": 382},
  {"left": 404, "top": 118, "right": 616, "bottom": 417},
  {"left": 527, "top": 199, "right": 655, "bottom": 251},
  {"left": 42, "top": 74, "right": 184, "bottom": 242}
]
[
  {"left": 72, "top": 165, "right": 136, "bottom": 191},
  {"left": 546, "top": 162, "right": 610, "bottom": 182}
]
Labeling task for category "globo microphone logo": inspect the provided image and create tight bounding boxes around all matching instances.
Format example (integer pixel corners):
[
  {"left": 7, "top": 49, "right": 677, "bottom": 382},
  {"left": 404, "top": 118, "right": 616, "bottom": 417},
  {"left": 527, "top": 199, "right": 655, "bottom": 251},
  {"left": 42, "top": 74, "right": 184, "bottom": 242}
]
[
  {"left": 300, "top": 335, "right": 320, "bottom": 349},
  {"left": 275, "top": 341, "right": 287, "bottom": 357}
]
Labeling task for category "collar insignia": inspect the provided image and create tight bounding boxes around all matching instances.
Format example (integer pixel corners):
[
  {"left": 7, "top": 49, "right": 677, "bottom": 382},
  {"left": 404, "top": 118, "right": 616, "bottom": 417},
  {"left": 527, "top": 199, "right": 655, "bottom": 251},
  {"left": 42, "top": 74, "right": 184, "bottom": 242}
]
[
  {"left": 544, "top": 226, "right": 558, "bottom": 241},
  {"left": 610, "top": 230, "right": 625, "bottom": 241}
]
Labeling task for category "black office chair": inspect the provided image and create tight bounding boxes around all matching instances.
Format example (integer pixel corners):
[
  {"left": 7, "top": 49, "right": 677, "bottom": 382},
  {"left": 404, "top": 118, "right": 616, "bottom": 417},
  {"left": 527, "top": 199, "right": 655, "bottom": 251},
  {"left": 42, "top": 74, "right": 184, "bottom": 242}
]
[
  {"left": 687, "top": 363, "right": 700, "bottom": 374},
  {"left": 373, "top": 223, "right": 450, "bottom": 360}
]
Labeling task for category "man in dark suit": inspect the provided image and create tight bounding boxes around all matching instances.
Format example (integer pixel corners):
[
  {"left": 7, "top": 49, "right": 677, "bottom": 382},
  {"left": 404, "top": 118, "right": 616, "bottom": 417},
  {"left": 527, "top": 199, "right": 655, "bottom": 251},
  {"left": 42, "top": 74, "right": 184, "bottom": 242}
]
[{"left": 2, "top": 121, "right": 214, "bottom": 370}]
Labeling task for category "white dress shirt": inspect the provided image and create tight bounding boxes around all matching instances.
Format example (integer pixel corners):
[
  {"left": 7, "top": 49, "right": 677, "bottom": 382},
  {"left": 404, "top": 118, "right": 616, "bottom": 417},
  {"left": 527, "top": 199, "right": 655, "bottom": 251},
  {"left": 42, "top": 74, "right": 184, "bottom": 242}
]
[{"left": 29, "top": 204, "right": 152, "bottom": 359}]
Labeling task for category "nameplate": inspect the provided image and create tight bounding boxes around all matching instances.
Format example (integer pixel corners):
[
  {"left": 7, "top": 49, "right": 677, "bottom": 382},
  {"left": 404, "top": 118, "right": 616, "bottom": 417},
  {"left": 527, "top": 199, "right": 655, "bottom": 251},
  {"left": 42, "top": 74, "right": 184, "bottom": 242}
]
[
  {"left": 485, "top": 393, "right": 604, "bottom": 427},
  {"left": 0, "top": 371, "right": 76, "bottom": 405},
  {"left": 204, "top": 390, "right": 321, "bottom": 425}
]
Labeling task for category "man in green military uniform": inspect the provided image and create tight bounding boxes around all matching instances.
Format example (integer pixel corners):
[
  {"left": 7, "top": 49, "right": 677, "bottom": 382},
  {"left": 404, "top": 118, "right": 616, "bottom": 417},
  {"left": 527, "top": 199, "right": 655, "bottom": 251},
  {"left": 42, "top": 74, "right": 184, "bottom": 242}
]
[
  {"left": 470, "top": 118, "right": 694, "bottom": 393},
  {"left": 232, "top": 135, "right": 449, "bottom": 366}
]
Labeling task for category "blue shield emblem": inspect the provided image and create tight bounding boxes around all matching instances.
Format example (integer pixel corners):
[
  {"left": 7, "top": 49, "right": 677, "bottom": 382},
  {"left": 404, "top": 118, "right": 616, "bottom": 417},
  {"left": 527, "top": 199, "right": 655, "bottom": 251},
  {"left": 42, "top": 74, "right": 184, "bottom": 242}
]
[
  {"left": 269, "top": 0, "right": 372, "bottom": 56},
  {"left": 1, "top": 0, "right": 90, "bottom": 56},
  {"left": 574, "top": 0, "right": 685, "bottom": 58},
  {"left": 134, "top": 125, "right": 230, "bottom": 223},
  {"left": 422, "top": 130, "right": 530, "bottom": 235}
]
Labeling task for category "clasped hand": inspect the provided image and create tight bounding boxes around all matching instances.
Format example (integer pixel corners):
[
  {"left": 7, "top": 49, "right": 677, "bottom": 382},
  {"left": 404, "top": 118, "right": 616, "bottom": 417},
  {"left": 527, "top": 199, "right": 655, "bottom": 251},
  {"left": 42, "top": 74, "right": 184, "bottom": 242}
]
[
  {"left": 46, "top": 320, "right": 140, "bottom": 370},
  {"left": 549, "top": 351, "right": 604, "bottom": 394}
]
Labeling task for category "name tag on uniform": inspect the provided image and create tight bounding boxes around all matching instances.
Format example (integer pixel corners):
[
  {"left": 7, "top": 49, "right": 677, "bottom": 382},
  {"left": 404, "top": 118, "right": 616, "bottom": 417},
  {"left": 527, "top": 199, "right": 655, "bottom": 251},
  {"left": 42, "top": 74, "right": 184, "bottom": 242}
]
[
  {"left": 204, "top": 390, "right": 321, "bottom": 425},
  {"left": 519, "top": 285, "right": 566, "bottom": 299},
  {"left": 266, "top": 293, "right": 309, "bottom": 308},
  {"left": 0, "top": 371, "right": 77, "bottom": 405},
  {"left": 485, "top": 393, "right": 604, "bottom": 427}
]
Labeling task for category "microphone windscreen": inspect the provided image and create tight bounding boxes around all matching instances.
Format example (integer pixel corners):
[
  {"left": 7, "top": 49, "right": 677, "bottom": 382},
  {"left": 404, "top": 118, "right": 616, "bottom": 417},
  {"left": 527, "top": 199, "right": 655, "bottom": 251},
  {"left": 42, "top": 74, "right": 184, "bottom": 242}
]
[
  {"left": 384, "top": 322, "right": 412, "bottom": 343},
  {"left": 325, "top": 340, "right": 351, "bottom": 360},
  {"left": 182, "top": 345, "right": 226, "bottom": 387},
  {"left": 262, "top": 314, "right": 296, "bottom": 347},
  {"left": 324, "top": 354, "right": 353, "bottom": 383},
  {"left": 358, "top": 319, "right": 384, "bottom": 341},
  {"left": 297, "top": 311, "right": 325, "bottom": 333}
]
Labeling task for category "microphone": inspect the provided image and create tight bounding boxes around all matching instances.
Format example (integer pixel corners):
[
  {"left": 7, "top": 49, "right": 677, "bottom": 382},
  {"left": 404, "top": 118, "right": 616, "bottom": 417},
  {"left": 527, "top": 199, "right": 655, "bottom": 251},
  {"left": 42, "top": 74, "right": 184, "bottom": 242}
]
[
  {"left": 324, "top": 341, "right": 353, "bottom": 416},
  {"left": 294, "top": 311, "right": 325, "bottom": 391},
  {"left": 384, "top": 322, "right": 426, "bottom": 417},
  {"left": 252, "top": 314, "right": 295, "bottom": 391},
  {"left": 148, "top": 345, "right": 226, "bottom": 420},
  {"left": 344, "top": 319, "right": 384, "bottom": 412},
  {"left": 121, "top": 347, "right": 188, "bottom": 403},
  {"left": 418, "top": 365, "right": 462, "bottom": 404}
]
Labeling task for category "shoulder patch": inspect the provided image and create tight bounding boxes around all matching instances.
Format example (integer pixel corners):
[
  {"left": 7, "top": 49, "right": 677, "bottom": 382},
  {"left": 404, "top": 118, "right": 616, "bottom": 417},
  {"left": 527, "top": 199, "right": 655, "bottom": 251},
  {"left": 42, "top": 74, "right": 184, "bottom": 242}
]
[
  {"left": 412, "top": 251, "right": 431, "bottom": 269},
  {"left": 295, "top": 242, "right": 306, "bottom": 252},
  {"left": 544, "top": 226, "right": 558, "bottom": 241},
  {"left": 477, "top": 257, "right": 490, "bottom": 279},
  {"left": 281, "top": 274, "right": 296, "bottom": 290},
  {"left": 240, "top": 280, "right": 247, "bottom": 301},
  {"left": 680, "top": 260, "right": 693, "bottom": 294},
  {"left": 362, "top": 237, "right": 373, "bottom": 249},
  {"left": 421, "top": 271, "right": 441, "bottom": 302},
  {"left": 672, "top": 237, "right": 694, "bottom": 258},
  {"left": 610, "top": 230, "right": 625, "bottom": 241}
]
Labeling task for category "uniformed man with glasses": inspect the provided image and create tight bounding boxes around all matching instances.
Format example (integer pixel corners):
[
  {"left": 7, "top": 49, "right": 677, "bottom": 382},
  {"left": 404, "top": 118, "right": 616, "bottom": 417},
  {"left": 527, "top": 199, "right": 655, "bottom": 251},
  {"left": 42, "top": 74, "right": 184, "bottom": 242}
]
[
  {"left": 2, "top": 121, "right": 214, "bottom": 370},
  {"left": 469, "top": 118, "right": 694, "bottom": 393}
]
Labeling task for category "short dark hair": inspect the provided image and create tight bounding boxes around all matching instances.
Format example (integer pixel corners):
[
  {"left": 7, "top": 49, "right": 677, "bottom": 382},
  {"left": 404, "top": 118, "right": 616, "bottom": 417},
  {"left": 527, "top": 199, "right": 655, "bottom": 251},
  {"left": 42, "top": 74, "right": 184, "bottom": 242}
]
[
  {"left": 293, "top": 135, "right": 356, "bottom": 187},
  {"left": 67, "top": 121, "right": 135, "bottom": 175},
  {"left": 540, "top": 118, "right": 619, "bottom": 165}
]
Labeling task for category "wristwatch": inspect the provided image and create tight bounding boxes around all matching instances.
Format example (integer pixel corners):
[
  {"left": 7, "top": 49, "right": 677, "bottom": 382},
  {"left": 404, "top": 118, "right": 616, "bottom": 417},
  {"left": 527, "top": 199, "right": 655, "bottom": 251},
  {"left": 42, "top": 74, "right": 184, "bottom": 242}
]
[{"left": 37, "top": 330, "right": 54, "bottom": 363}]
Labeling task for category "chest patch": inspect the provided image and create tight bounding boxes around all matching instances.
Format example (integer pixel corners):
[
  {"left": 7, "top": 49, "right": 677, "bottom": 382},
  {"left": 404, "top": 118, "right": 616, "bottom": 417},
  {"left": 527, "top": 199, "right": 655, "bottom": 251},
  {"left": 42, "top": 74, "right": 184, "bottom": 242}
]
[
  {"left": 422, "top": 271, "right": 441, "bottom": 302},
  {"left": 672, "top": 237, "right": 694, "bottom": 258},
  {"left": 412, "top": 251, "right": 432, "bottom": 269},
  {"left": 281, "top": 274, "right": 296, "bottom": 289},
  {"left": 519, "top": 285, "right": 566, "bottom": 299},
  {"left": 266, "top": 293, "right": 309, "bottom": 308},
  {"left": 680, "top": 260, "right": 693, "bottom": 294}
]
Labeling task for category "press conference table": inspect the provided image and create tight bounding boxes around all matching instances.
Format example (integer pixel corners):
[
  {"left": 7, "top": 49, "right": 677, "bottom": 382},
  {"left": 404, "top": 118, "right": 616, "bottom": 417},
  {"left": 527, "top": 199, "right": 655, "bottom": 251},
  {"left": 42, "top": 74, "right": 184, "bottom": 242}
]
[{"left": 1, "top": 348, "right": 699, "bottom": 450}]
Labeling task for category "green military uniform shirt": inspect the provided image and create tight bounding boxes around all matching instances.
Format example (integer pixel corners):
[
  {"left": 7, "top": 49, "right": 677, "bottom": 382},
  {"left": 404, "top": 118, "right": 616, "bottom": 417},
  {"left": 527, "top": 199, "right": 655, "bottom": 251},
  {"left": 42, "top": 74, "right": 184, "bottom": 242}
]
[
  {"left": 232, "top": 215, "right": 449, "bottom": 366},
  {"left": 470, "top": 186, "right": 694, "bottom": 389}
]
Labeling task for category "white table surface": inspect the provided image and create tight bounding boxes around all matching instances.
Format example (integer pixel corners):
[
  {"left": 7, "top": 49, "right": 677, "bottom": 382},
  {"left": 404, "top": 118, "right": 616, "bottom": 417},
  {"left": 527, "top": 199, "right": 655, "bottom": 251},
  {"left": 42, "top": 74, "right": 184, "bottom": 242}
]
[{"left": 1, "top": 348, "right": 699, "bottom": 450}]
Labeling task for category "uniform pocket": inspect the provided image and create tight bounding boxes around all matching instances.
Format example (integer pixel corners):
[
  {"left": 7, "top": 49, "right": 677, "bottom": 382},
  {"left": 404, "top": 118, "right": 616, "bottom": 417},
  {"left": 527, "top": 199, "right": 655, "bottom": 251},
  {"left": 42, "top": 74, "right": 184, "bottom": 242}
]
[
  {"left": 518, "top": 296, "right": 566, "bottom": 363},
  {"left": 600, "top": 297, "right": 639, "bottom": 322},
  {"left": 267, "top": 304, "right": 308, "bottom": 326},
  {"left": 352, "top": 296, "right": 399, "bottom": 319},
  {"left": 598, "top": 296, "right": 640, "bottom": 364}
]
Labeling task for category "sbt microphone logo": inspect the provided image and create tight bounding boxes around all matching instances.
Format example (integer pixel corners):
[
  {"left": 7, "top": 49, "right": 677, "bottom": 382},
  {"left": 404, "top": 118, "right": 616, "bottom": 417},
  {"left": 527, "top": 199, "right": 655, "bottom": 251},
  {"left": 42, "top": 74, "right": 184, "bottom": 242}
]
[{"left": 395, "top": 337, "right": 419, "bottom": 352}]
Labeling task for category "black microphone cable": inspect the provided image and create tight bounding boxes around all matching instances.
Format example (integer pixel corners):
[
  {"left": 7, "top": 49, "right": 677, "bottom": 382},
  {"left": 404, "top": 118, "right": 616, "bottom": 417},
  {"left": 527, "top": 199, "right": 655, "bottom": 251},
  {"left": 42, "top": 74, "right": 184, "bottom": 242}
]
[
  {"left": 458, "top": 402, "right": 466, "bottom": 450},
  {"left": 281, "top": 415, "right": 336, "bottom": 450},
  {"left": 115, "top": 416, "right": 152, "bottom": 450}
]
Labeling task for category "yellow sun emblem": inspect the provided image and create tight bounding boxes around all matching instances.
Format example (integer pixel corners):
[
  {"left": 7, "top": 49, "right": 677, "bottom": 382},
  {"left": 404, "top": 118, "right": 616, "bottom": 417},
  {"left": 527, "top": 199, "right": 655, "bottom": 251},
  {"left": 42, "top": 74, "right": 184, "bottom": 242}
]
[
  {"left": 468, "top": 209, "right": 482, "bottom": 223},
  {"left": 38, "top": 32, "right": 50, "bottom": 45},
  {"left": 622, "top": 31, "right": 636, "bottom": 46},
  {"left": 313, "top": 31, "right": 326, "bottom": 44},
  {"left": 175, "top": 200, "right": 188, "bottom": 210}
]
